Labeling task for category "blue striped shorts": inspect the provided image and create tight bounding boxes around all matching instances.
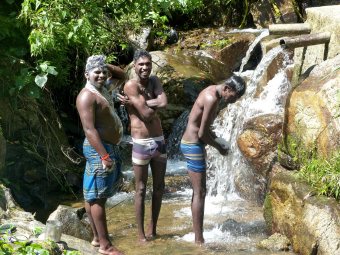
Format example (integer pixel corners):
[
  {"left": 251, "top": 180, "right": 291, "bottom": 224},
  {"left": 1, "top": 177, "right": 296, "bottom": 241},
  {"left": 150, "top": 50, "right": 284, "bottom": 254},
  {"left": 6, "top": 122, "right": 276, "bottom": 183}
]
[
  {"left": 180, "top": 140, "right": 206, "bottom": 173},
  {"left": 82, "top": 138, "right": 122, "bottom": 202}
]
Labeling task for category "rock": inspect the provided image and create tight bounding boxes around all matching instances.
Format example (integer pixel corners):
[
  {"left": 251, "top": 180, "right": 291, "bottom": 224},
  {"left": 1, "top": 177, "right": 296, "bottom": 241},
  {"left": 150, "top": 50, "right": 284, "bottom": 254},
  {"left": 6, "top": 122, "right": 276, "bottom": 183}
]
[
  {"left": 214, "top": 34, "right": 258, "bottom": 73},
  {"left": 257, "top": 232, "right": 291, "bottom": 251},
  {"left": 264, "top": 169, "right": 340, "bottom": 255},
  {"left": 238, "top": 114, "right": 283, "bottom": 176},
  {"left": 0, "top": 95, "right": 81, "bottom": 215},
  {"left": 166, "top": 110, "right": 189, "bottom": 160},
  {"left": 47, "top": 205, "right": 92, "bottom": 242},
  {"left": 127, "top": 27, "right": 154, "bottom": 51},
  {"left": 237, "top": 114, "right": 283, "bottom": 201},
  {"left": 0, "top": 183, "right": 20, "bottom": 211},
  {"left": 284, "top": 54, "right": 340, "bottom": 158},
  {"left": 166, "top": 28, "right": 179, "bottom": 45},
  {"left": 220, "top": 218, "right": 267, "bottom": 236}
]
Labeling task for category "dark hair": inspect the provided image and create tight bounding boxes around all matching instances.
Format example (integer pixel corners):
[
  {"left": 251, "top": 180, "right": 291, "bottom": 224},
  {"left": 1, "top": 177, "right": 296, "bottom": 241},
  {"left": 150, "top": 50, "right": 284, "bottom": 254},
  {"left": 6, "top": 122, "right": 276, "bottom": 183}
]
[
  {"left": 133, "top": 49, "right": 152, "bottom": 62},
  {"left": 224, "top": 75, "right": 246, "bottom": 97}
]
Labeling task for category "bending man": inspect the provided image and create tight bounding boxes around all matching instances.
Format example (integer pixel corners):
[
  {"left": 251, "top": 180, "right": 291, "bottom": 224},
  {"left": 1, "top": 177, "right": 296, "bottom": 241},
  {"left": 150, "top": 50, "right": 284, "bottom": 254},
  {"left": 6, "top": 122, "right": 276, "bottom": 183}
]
[{"left": 180, "top": 75, "right": 246, "bottom": 244}]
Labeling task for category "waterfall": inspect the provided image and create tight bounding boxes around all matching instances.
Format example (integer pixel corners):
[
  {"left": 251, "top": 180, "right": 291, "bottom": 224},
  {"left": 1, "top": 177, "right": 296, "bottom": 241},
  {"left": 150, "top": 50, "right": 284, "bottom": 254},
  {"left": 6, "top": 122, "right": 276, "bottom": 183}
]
[
  {"left": 206, "top": 46, "right": 292, "bottom": 200},
  {"left": 238, "top": 29, "right": 269, "bottom": 73}
]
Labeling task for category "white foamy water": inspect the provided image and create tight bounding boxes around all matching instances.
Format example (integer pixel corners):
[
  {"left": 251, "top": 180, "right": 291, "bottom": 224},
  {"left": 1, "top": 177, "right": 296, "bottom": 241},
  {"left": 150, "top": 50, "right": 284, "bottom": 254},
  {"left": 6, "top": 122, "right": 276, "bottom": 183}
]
[
  {"left": 181, "top": 227, "right": 253, "bottom": 244},
  {"left": 238, "top": 29, "right": 269, "bottom": 73}
]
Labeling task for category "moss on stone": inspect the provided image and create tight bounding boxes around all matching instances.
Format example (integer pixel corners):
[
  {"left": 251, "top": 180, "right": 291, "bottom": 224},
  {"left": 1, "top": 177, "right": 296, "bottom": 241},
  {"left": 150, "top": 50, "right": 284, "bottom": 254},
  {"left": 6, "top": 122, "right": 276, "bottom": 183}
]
[{"left": 263, "top": 193, "right": 273, "bottom": 233}]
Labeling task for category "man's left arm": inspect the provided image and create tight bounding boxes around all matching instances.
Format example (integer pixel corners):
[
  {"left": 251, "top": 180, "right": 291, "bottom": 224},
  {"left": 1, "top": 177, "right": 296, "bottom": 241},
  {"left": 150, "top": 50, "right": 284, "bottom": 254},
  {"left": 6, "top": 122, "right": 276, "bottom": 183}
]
[{"left": 146, "top": 76, "right": 167, "bottom": 109}]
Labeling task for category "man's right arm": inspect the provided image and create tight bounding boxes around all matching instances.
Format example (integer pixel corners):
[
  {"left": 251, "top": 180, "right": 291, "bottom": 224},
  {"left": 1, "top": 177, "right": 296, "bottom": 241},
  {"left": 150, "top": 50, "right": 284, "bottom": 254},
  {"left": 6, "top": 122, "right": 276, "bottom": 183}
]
[{"left": 124, "top": 80, "right": 156, "bottom": 122}]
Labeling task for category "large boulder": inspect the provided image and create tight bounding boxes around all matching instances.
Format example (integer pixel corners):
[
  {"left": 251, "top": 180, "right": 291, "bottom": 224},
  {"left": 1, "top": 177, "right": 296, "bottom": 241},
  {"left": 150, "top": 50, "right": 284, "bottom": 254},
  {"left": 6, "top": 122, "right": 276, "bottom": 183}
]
[
  {"left": 284, "top": 54, "right": 340, "bottom": 158},
  {"left": 47, "top": 205, "right": 92, "bottom": 242},
  {"left": 237, "top": 114, "right": 283, "bottom": 188},
  {"left": 213, "top": 33, "right": 258, "bottom": 73},
  {"left": 264, "top": 166, "right": 340, "bottom": 255},
  {"left": 127, "top": 27, "right": 154, "bottom": 51}
]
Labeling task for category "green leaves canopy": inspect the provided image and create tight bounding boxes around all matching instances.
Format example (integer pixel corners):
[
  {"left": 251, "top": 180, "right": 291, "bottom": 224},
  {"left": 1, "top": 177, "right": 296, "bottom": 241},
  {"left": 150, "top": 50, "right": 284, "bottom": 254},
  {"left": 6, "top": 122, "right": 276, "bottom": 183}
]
[{"left": 19, "top": 0, "right": 203, "bottom": 59}]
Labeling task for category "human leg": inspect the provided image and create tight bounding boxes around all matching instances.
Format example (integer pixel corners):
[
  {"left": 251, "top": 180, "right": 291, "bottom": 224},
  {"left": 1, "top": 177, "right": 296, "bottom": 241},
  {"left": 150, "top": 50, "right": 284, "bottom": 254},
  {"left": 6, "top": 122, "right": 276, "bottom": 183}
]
[
  {"left": 133, "top": 164, "right": 149, "bottom": 241},
  {"left": 89, "top": 199, "right": 124, "bottom": 255},
  {"left": 188, "top": 170, "right": 206, "bottom": 244},
  {"left": 85, "top": 201, "right": 99, "bottom": 246},
  {"left": 147, "top": 158, "right": 166, "bottom": 238},
  {"left": 89, "top": 199, "right": 110, "bottom": 247}
]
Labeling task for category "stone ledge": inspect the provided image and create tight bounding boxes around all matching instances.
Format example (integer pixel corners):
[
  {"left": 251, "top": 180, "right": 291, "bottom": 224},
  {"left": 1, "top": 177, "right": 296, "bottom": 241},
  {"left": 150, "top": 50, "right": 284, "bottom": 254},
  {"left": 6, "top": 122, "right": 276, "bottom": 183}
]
[{"left": 264, "top": 167, "right": 340, "bottom": 255}]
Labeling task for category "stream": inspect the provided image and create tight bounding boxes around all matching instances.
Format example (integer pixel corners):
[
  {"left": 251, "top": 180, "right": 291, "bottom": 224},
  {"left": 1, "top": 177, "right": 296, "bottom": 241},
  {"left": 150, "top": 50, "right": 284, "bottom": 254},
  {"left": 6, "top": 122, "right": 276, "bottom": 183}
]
[{"left": 104, "top": 161, "right": 296, "bottom": 255}]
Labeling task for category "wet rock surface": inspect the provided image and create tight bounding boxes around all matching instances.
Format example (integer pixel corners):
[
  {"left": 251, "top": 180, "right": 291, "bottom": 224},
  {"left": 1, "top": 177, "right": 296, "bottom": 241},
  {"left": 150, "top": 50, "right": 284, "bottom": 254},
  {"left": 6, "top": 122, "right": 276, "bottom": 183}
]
[{"left": 264, "top": 166, "right": 340, "bottom": 255}]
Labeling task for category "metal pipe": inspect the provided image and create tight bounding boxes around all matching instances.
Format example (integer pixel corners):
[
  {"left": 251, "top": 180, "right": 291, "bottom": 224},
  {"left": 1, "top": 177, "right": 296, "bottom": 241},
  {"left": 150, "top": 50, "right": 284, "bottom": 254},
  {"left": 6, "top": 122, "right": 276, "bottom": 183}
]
[
  {"left": 279, "top": 32, "right": 331, "bottom": 49},
  {"left": 269, "top": 23, "right": 311, "bottom": 35}
]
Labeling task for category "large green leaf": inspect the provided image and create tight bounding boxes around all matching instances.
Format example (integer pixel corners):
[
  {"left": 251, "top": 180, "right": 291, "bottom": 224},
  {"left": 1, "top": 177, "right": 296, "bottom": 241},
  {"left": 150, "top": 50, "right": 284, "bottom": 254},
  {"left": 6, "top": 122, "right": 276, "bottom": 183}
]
[{"left": 35, "top": 74, "right": 48, "bottom": 88}]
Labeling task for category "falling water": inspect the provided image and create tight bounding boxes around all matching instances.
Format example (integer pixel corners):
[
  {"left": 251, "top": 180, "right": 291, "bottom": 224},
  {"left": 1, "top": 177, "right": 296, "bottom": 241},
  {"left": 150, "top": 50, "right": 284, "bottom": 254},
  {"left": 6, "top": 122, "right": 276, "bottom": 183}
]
[
  {"left": 238, "top": 29, "right": 269, "bottom": 73},
  {"left": 206, "top": 46, "right": 292, "bottom": 200}
]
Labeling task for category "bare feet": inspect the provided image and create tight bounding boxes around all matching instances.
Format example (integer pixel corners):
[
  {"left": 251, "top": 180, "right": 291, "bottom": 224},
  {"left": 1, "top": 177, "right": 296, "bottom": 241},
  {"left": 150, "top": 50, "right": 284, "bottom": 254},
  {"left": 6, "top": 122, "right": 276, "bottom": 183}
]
[
  {"left": 195, "top": 239, "right": 205, "bottom": 245},
  {"left": 91, "top": 239, "right": 100, "bottom": 247},
  {"left": 138, "top": 236, "right": 148, "bottom": 243},
  {"left": 146, "top": 225, "right": 157, "bottom": 240},
  {"left": 146, "top": 233, "right": 157, "bottom": 240},
  {"left": 98, "top": 246, "right": 124, "bottom": 255}
]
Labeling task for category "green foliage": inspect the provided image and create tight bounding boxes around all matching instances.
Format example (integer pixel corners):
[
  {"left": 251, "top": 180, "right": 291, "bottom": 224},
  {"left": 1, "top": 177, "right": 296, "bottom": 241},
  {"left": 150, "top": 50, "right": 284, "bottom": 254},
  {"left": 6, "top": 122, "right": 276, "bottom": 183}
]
[
  {"left": 201, "top": 38, "right": 232, "bottom": 49},
  {"left": 263, "top": 194, "right": 273, "bottom": 232},
  {"left": 269, "top": 0, "right": 282, "bottom": 19},
  {"left": 0, "top": 234, "right": 81, "bottom": 255},
  {"left": 17, "top": 0, "right": 206, "bottom": 92},
  {"left": 297, "top": 152, "right": 340, "bottom": 200},
  {"left": 19, "top": 0, "right": 192, "bottom": 57},
  {"left": 19, "top": 0, "right": 256, "bottom": 58},
  {"left": 0, "top": 1, "right": 58, "bottom": 99},
  {"left": 281, "top": 135, "right": 340, "bottom": 201},
  {"left": 281, "top": 134, "right": 316, "bottom": 167},
  {"left": 0, "top": 237, "right": 50, "bottom": 254},
  {"left": 63, "top": 251, "right": 81, "bottom": 255},
  {"left": 32, "top": 227, "right": 43, "bottom": 238}
]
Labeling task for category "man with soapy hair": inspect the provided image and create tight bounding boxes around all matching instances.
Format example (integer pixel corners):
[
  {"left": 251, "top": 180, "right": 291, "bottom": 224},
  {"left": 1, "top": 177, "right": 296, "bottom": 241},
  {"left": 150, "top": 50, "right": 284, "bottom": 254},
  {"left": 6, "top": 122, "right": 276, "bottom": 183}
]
[
  {"left": 180, "top": 74, "right": 246, "bottom": 244},
  {"left": 76, "top": 55, "right": 124, "bottom": 255}
]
